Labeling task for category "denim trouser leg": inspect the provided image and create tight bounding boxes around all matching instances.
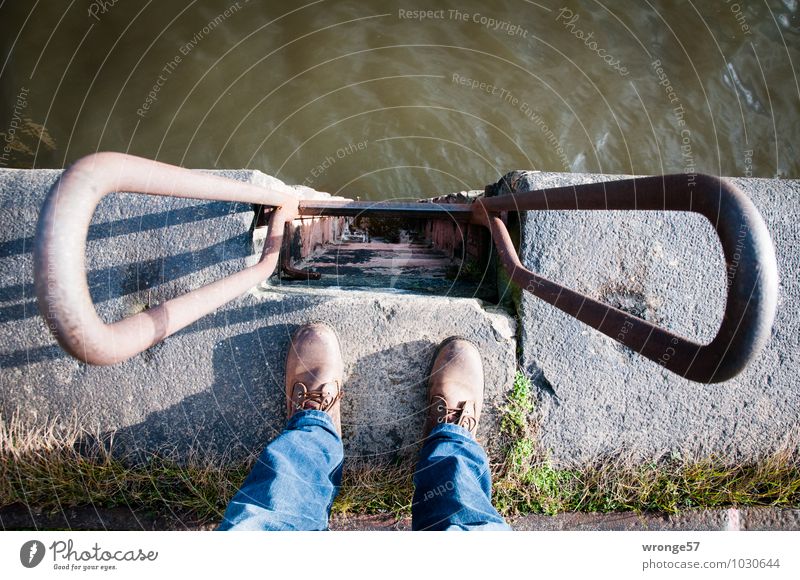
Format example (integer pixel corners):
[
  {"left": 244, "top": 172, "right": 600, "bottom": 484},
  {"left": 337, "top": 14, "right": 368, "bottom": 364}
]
[
  {"left": 217, "top": 410, "right": 343, "bottom": 531},
  {"left": 412, "top": 423, "right": 511, "bottom": 531}
]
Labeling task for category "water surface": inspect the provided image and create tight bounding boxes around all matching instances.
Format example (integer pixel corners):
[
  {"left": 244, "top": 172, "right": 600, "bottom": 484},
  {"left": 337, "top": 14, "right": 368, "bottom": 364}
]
[{"left": 1, "top": 0, "right": 798, "bottom": 199}]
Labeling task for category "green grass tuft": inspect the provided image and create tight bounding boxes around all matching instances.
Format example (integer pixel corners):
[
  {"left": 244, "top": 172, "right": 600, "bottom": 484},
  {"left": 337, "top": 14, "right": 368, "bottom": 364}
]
[{"left": 500, "top": 371, "right": 535, "bottom": 438}]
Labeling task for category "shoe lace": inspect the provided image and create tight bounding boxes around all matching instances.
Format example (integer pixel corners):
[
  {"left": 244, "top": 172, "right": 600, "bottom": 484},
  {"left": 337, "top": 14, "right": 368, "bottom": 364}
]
[
  {"left": 432, "top": 396, "right": 477, "bottom": 433},
  {"left": 292, "top": 381, "right": 342, "bottom": 412}
]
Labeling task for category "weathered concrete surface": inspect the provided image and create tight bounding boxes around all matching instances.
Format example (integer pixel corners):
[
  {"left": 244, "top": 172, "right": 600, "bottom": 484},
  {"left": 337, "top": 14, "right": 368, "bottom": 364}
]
[
  {"left": 3, "top": 504, "right": 798, "bottom": 531},
  {"left": 0, "top": 168, "right": 516, "bottom": 461},
  {"left": 327, "top": 508, "right": 800, "bottom": 531},
  {"left": 512, "top": 507, "right": 800, "bottom": 531},
  {"left": 506, "top": 171, "right": 799, "bottom": 467}
]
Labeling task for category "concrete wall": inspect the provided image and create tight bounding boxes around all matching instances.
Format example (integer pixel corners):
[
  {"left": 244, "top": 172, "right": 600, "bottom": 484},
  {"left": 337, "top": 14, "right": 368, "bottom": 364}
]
[
  {"left": 2, "top": 165, "right": 796, "bottom": 468},
  {"left": 496, "top": 171, "right": 799, "bottom": 467},
  {"left": 0, "top": 168, "right": 516, "bottom": 462}
]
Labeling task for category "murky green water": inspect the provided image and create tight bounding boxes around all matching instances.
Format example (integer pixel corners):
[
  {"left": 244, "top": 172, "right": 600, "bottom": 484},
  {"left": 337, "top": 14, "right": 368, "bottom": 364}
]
[{"left": 1, "top": 0, "right": 798, "bottom": 199}]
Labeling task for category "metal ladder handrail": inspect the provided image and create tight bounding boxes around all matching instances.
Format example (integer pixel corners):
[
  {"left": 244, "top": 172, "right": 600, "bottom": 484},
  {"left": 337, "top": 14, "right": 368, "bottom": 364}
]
[{"left": 34, "top": 153, "right": 778, "bottom": 382}]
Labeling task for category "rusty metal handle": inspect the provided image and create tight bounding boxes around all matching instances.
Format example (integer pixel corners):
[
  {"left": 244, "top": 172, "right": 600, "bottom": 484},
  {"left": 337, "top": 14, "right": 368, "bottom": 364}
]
[
  {"left": 475, "top": 173, "right": 778, "bottom": 383},
  {"left": 34, "top": 152, "right": 299, "bottom": 365}
]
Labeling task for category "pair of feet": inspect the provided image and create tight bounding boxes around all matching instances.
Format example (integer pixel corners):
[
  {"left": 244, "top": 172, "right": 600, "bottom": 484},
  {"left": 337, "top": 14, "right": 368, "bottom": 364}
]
[{"left": 286, "top": 323, "right": 483, "bottom": 438}]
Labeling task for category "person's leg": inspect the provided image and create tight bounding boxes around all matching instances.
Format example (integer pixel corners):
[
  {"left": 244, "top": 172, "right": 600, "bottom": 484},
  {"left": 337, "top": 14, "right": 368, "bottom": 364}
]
[
  {"left": 412, "top": 337, "right": 510, "bottom": 531},
  {"left": 218, "top": 410, "right": 343, "bottom": 530},
  {"left": 412, "top": 423, "right": 509, "bottom": 530},
  {"left": 218, "top": 323, "right": 346, "bottom": 531}
]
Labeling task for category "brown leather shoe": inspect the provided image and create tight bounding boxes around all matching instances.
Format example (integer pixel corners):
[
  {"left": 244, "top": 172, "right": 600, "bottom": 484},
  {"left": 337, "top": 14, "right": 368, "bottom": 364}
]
[
  {"left": 424, "top": 337, "right": 484, "bottom": 438},
  {"left": 285, "top": 323, "right": 344, "bottom": 435}
]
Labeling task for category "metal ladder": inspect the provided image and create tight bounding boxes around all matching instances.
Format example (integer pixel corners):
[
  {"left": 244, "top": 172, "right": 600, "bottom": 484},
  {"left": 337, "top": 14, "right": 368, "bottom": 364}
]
[{"left": 34, "top": 153, "right": 778, "bottom": 383}]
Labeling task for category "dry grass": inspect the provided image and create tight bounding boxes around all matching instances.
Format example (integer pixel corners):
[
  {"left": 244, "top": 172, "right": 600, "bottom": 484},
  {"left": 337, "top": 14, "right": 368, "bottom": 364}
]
[
  {"left": 333, "top": 461, "right": 414, "bottom": 517},
  {"left": 0, "top": 414, "right": 251, "bottom": 524},
  {"left": 2, "top": 377, "right": 798, "bottom": 528},
  {"left": 491, "top": 449, "right": 800, "bottom": 517}
]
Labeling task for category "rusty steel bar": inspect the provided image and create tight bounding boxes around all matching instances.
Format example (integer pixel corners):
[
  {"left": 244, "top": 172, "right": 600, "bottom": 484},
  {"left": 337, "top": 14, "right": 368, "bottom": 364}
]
[
  {"left": 34, "top": 152, "right": 299, "bottom": 365},
  {"left": 299, "top": 199, "right": 474, "bottom": 221},
  {"left": 473, "top": 173, "right": 779, "bottom": 383}
]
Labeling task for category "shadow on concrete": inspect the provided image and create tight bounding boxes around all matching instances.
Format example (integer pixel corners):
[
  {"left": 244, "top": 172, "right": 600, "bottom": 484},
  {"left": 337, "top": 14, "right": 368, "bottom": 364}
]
[
  {"left": 82, "top": 330, "right": 433, "bottom": 465},
  {"left": 0, "top": 298, "right": 311, "bottom": 369},
  {"left": 0, "top": 201, "right": 252, "bottom": 323},
  {"left": 0, "top": 305, "right": 272, "bottom": 369},
  {"left": 98, "top": 325, "right": 292, "bottom": 462},
  {"left": 340, "top": 340, "right": 431, "bottom": 461},
  {"left": 0, "top": 201, "right": 247, "bottom": 261}
]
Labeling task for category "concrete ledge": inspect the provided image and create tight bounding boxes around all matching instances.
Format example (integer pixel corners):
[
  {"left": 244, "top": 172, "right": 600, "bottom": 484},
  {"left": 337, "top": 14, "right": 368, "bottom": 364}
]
[
  {"left": 502, "top": 171, "right": 799, "bottom": 467},
  {"left": 5, "top": 504, "right": 796, "bottom": 531},
  {"left": 329, "top": 507, "right": 800, "bottom": 531},
  {"left": 0, "top": 168, "right": 516, "bottom": 460},
  {"left": 2, "top": 166, "right": 796, "bottom": 467}
]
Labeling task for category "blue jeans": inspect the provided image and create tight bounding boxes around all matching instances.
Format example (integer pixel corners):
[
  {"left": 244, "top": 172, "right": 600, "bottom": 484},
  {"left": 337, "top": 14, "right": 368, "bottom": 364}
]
[{"left": 218, "top": 410, "right": 510, "bottom": 531}]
